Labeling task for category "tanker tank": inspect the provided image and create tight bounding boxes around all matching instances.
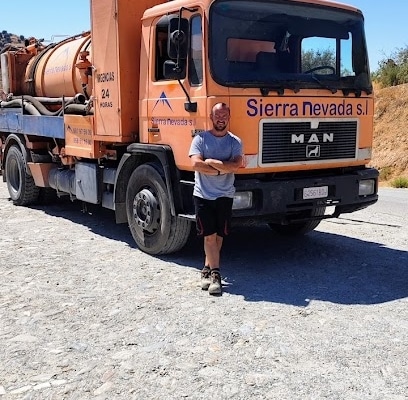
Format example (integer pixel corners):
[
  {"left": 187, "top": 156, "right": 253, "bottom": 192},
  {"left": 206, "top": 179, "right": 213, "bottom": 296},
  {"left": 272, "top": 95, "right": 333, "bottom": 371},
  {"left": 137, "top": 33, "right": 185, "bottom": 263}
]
[{"left": 25, "top": 33, "right": 92, "bottom": 98}]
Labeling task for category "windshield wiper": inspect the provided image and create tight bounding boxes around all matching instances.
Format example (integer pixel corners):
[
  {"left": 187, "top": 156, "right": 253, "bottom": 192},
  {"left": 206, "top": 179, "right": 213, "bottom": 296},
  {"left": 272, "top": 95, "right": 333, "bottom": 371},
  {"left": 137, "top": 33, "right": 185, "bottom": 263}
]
[
  {"left": 311, "top": 74, "right": 337, "bottom": 94},
  {"left": 342, "top": 87, "right": 372, "bottom": 97},
  {"left": 260, "top": 82, "right": 300, "bottom": 96},
  {"left": 223, "top": 80, "right": 300, "bottom": 95},
  {"left": 260, "top": 87, "right": 284, "bottom": 96}
]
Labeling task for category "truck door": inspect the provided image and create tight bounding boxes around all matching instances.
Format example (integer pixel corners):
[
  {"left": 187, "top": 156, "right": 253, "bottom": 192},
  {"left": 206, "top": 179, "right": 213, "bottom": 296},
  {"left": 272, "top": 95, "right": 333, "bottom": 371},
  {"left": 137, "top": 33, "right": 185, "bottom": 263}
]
[{"left": 146, "top": 11, "right": 207, "bottom": 171}]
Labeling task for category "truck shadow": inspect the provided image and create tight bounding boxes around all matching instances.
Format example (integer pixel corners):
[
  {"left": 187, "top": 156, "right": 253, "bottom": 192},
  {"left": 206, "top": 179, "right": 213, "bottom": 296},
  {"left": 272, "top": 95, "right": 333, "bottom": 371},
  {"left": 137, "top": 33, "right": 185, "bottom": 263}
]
[
  {"left": 34, "top": 198, "right": 137, "bottom": 246},
  {"left": 35, "top": 198, "right": 408, "bottom": 307},
  {"left": 173, "top": 223, "right": 408, "bottom": 306}
]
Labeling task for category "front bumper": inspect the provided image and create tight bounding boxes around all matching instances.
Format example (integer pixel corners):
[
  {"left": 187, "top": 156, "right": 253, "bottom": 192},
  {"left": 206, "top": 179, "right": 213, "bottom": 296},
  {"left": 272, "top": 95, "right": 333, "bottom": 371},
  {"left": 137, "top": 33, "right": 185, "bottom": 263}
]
[{"left": 233, "top": 167, "right": 379, "bottom": 223}]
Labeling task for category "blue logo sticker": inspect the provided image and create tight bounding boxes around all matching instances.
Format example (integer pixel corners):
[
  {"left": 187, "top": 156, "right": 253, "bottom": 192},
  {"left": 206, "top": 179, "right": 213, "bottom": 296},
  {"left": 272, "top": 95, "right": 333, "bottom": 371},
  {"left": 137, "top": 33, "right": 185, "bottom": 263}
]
[{"left": 153, "top": 92, "right": 173, "bottom": 112}]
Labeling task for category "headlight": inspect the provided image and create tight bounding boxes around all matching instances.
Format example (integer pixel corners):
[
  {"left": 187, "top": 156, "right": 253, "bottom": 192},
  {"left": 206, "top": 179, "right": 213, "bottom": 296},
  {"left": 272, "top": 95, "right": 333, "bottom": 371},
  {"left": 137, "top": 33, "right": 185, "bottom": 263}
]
[
  {"left": 359, "top": 179, "right": 375, "bottom": 196},
  {"left": 233, "top": 191, "right": 253, "bottom": 210}
]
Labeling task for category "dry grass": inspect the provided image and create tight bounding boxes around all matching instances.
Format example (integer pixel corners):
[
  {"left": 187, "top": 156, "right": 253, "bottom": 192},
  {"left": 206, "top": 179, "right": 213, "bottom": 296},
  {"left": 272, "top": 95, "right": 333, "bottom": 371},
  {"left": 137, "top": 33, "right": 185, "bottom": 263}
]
[{"left": 371, "top": 83, "right": 408, "bottom": 183}]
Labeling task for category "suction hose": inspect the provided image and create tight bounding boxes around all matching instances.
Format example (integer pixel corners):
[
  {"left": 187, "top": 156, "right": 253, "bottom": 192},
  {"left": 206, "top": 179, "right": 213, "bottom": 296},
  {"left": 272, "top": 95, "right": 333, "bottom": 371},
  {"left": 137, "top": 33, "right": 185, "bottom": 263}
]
[{"left": 0, "top": 94, "right": 90, "bottom": 116}]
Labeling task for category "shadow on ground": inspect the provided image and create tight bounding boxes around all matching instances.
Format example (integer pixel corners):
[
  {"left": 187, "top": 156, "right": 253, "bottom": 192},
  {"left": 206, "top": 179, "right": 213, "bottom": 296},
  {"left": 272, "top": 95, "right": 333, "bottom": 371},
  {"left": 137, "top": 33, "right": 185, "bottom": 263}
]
[
  {"left": 172, "top": 223, "right": 408, "bottom": 306},
  {"left": 32, "top": 198, "right": 408, "bottom": 307},
  {"left": 31, "top": 197, "right": 136, "bottom": 246}
]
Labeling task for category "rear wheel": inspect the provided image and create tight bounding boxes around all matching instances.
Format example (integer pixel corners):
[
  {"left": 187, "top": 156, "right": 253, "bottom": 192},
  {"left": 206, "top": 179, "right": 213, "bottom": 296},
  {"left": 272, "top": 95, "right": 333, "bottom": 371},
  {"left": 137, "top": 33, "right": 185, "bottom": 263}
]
[
  {"left": 268, "top": 206, "right": 326, "bottom": 236},
  {"left": 5, "top": 145, "right": 39, "bottom": 205},
  {"left": 126, "top": 164, "right": 191, "bottom": 255}
]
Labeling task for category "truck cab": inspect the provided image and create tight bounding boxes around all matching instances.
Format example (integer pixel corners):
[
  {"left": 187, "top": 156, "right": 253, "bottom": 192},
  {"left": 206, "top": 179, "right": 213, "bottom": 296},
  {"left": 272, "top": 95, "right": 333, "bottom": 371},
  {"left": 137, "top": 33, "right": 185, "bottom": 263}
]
[{"left": 140, "top": 0, "right": 377, "bottom": 231}]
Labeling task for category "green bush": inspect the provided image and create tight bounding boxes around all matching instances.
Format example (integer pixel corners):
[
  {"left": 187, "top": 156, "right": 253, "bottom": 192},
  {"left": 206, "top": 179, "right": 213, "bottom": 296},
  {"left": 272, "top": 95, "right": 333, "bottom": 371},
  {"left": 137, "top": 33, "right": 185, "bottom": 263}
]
[
  {"left": 374, "top": 46, "right": 408, "bottom": 87},
  {"left": 390, "top": 177, "right": 408, "bottom": 188},
  {"left": 379, "top": 166, "right": 393, "bottom": 181}
]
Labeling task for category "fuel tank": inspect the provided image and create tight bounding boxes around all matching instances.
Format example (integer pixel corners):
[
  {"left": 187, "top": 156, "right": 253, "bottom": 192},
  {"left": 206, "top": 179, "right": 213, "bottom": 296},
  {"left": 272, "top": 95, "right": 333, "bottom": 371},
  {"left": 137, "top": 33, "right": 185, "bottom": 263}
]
[{"left": 25, "top": 33, "right": 92, "bottom": 97}]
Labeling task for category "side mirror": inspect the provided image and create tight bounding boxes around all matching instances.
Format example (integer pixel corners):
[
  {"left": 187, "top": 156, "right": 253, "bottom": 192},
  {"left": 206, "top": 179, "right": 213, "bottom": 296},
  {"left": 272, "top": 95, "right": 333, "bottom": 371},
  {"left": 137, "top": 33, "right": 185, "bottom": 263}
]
[
  {"left": 163, "top": 60, "right": 185, "bottom": 80},
  {"left": 167, "top": 16, "right": 189, "bottom": 59}
]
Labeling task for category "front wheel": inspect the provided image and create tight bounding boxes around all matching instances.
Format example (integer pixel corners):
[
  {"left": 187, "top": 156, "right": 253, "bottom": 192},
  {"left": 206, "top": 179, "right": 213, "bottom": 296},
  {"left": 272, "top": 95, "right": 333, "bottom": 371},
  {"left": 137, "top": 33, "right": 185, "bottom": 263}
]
[
  {"left": 268, "top": 206, "right": 326, "bottom": 236},
  {"left": 126, "top": 164, "right": 191, "bottom": 255},
  {"left": 5, "top": 145, "right": 40, "bottom": 206}
]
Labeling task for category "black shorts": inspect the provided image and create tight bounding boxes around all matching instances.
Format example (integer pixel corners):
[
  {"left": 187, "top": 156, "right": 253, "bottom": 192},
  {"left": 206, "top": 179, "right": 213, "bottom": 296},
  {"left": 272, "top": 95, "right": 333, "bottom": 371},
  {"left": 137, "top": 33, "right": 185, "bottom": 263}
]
[{"left": 193, "top": 196, "right": 233, "bottom": 237}]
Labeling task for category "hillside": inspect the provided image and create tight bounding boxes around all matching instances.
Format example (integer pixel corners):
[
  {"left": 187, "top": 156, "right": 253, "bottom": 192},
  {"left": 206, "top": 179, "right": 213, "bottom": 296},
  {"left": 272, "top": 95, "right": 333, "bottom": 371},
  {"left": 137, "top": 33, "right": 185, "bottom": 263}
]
[
  {"left": 0, "top": 30, "right": 24, "bottom": 50},
  {"left": 371, "top": 83, "right": 408, "bottom": 181}
]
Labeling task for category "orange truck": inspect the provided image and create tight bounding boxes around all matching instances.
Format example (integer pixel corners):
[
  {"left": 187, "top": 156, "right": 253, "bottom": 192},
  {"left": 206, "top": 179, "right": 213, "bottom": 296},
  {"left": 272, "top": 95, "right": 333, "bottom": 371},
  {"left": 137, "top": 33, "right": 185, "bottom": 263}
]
[{"left": 0, "top": 0, "right": 378, "bottom": 255}]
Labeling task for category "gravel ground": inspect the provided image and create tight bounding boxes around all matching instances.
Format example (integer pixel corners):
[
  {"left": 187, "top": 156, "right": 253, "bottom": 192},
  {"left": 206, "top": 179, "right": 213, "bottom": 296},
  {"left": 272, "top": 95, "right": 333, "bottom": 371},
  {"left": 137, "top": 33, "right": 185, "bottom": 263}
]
[{"left": 0, "top": 183, "right": 407, "bottom": 400}]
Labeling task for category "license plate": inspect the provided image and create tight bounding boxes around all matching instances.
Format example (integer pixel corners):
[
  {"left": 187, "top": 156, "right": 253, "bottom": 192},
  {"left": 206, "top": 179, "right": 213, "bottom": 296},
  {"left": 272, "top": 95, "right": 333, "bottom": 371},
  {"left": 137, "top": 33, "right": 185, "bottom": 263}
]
[{"left": 303, "top": 186, "right": 328, "bottom": 200}]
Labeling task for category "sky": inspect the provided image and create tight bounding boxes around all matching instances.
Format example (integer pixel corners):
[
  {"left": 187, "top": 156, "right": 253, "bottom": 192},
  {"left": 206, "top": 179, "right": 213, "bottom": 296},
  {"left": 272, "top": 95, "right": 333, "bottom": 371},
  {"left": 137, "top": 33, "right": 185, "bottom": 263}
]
[{"left": 1, "top": 0, "right": 407, "bottom": 72}]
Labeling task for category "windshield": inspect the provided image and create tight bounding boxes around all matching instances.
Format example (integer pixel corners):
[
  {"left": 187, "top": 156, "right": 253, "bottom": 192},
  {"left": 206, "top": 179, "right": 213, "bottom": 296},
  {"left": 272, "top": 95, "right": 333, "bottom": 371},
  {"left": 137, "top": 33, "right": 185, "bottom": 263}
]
[{"left": 209, "top": 0, "right": 372, "bottom": 94}]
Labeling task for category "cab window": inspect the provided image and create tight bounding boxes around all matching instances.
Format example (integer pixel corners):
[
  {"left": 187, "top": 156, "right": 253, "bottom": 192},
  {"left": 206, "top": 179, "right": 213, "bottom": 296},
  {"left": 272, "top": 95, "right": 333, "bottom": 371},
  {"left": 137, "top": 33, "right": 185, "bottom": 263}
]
[
  {"left": 155, "top": 25, "right": 169, "bottom": 80},
  {"left": 189, "top": 15, "right": 203, "bottom": 86}
]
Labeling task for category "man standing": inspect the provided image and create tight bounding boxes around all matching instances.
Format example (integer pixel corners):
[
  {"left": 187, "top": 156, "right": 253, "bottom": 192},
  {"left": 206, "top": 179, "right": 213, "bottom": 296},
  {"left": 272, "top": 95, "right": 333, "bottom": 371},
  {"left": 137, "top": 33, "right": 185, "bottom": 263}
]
[{"left": 189, "top": 103, "right": 243, "bottom": 295}]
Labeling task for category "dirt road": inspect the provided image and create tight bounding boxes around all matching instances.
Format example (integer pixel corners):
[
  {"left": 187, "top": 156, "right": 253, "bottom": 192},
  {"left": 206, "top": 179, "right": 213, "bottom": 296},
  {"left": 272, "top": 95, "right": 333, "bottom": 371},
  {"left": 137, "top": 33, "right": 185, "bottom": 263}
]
[{"left": 1, "top": 183, "right": 407, "bottom": 399}]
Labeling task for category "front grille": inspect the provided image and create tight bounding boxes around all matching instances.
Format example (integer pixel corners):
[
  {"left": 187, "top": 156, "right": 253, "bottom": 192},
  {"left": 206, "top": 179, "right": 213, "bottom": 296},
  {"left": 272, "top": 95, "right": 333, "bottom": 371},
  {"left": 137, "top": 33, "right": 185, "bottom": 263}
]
[{"left": 261, "top": 120, "right": 357, "bottom": 165}]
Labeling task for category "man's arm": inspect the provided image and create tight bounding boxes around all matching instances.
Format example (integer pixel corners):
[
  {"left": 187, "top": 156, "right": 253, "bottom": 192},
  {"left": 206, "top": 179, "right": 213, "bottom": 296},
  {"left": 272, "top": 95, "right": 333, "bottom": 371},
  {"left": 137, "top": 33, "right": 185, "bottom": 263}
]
[
  {"left": 205, "top": 155, "right": 243, "bottom": 174},
  {"left": 190, "top": 154, "right": 220, "bottom": 175}
]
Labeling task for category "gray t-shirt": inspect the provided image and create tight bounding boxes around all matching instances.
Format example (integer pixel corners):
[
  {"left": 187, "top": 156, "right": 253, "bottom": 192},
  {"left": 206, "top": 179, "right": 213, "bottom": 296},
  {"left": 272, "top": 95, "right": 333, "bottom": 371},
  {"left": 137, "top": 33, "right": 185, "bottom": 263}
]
[{"left": 189, "top": 130, "right": 242, "bottom": 200}]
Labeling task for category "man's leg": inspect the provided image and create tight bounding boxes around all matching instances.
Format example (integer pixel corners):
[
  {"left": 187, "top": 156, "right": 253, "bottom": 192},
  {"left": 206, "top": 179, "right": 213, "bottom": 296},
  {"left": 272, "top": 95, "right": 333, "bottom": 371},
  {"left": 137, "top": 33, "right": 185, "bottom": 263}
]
[
  {"left": 205, "top": 197, "right": 233, "bottom": 294},
  {"left": 206, "top": 234, "right": 223, "bottom": 295},
  {"left": 194, "top": 196, "right": 218, "bottom": 290},
  {"left": 204, "top": 235, "right": 223, "bottom": 269},
  {"left": 194, "top": 196, "right": 230, "bottom": 295},
  {"left": 204, "top": 233, "right": 220, "bottom": 269}
]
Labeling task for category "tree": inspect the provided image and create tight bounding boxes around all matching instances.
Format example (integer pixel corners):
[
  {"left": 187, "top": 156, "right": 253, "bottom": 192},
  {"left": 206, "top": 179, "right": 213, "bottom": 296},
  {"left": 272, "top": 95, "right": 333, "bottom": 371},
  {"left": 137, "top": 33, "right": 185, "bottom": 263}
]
[
  {"left": 302, "top": 48, "right": 335, "bottom": 72},
  {"left": 373, "top": 46, "right": 408, "bottom": 87}
]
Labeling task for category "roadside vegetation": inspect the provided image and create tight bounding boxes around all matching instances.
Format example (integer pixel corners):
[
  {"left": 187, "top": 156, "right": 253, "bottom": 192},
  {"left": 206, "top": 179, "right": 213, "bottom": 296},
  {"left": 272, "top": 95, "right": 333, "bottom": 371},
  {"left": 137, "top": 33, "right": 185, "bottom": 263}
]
[
  {"left": 372, "top": 47, "right": 408, "bottom": 88},
  {"left": 389, "top": 177, "right": 408, "bottom": 188},
  {"left": 372, "top": 46, "right": 408, "bottom": 188}
]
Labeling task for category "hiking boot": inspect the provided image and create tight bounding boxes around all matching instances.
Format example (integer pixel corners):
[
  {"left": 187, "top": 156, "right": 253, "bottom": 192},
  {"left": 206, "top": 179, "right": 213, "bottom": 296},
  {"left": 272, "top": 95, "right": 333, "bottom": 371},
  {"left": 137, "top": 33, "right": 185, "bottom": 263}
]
[
  {"left": 201, "top": 266, "right": 211, "bottom": 290},
  {"left": 208, "top": 269, "right": 222, "bottom": 295}
]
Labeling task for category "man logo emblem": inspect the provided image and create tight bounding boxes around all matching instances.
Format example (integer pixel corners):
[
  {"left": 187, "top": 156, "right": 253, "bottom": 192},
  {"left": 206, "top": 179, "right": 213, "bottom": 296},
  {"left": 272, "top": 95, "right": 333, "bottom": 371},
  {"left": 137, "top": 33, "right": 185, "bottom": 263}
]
[{"left": 306, "top": 145, "right": 320, "bottom": 158}]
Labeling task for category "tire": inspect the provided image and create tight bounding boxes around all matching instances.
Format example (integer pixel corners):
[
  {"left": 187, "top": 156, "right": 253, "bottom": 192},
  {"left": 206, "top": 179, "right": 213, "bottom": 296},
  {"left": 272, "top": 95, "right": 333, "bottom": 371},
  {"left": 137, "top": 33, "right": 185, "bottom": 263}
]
[
  {"left": 268, "top": 206, "right": 326, "bottom": 236},
  {"left": 5, "top": 145, "right": 40, "bottom": 206},
  {"left": 126, "top": 164, "right": 191, "bottom": 255}
]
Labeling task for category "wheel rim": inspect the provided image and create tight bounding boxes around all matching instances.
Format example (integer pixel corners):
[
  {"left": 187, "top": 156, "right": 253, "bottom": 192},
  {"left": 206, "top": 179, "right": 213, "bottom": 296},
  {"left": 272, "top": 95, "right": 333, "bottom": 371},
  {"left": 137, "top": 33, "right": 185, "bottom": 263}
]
[
  {"left": 7, "top": 156, "right": 22, "bottom": 195},
  {"left": 132, "top": 188, "right": 161, "bottom": 233}
]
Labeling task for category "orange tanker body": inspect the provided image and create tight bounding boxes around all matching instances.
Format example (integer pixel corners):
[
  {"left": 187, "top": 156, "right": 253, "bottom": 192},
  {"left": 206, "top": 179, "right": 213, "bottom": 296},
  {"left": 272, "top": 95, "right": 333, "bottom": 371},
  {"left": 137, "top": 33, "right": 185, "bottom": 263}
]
[
  {"left": 27, "top": 34, "right": 92, "bottom": 98},
  {"left": 0, "top": 0, "right": 379, "bottom": 255}
]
